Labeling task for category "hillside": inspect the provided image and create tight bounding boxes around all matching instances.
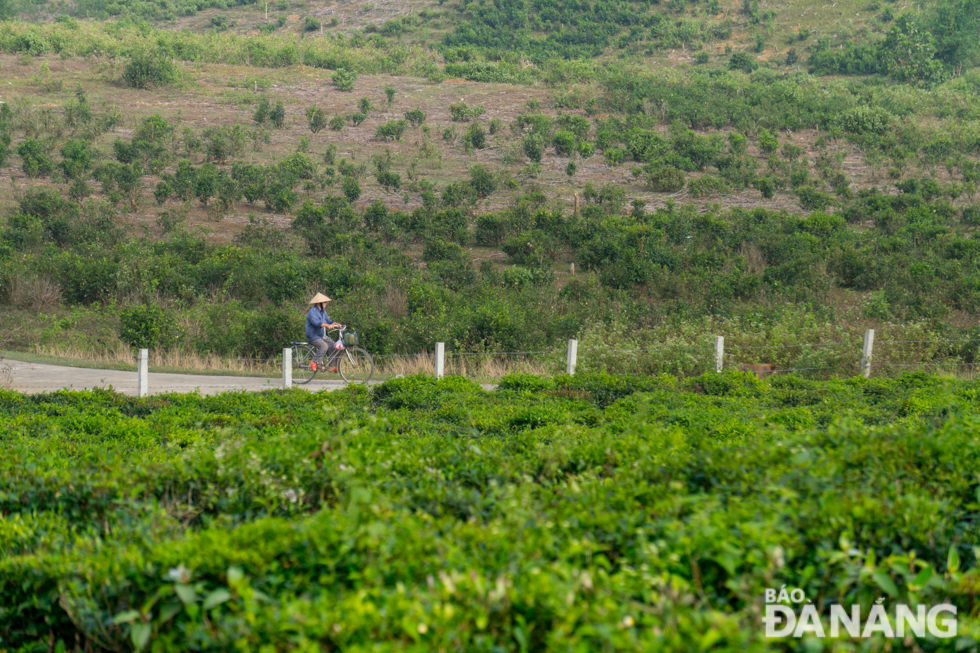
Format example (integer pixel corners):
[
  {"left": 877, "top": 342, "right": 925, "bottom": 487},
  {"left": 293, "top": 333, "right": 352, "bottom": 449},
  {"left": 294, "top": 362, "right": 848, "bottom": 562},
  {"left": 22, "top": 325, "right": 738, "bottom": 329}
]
[{"left": 0, "top": 0, "right": 978, "bottom": 368}]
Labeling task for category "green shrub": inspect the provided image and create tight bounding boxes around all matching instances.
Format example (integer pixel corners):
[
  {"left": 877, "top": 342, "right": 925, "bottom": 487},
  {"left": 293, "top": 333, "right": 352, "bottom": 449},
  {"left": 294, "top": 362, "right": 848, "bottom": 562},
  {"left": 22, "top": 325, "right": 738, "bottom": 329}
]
[
  {"left": 253, "top": 97, "right": 271, "bottom": 124},
  {"left": 203, "top": 125, "right": 246, "bottom": 163},
  {"left": 797, "top": 186, "right": 833, "bottom": 211},
  {"left": 123, "top": 53, "right": 179, "bottom": 89},
  {"left": 463, "top": 122, "right": 487, "bottom": 149},
  {"left": 59, "top": 139, "right": 96, "bottom": 180},
  {"left": 2, "top": 374, "right": 979, "bottom": 652},
  {"left": 364, "top": 199, "right": 390, "bottom": 233},
  {"left": 475, "top": 213, "right": 507, "bottom": 246},
  {"left": 269, "top": 101, "right": 286, "bottom": 128},
  {"left": 962, "top": 205, "right": 980, "bottom": 227},
  {"left": 304, "top": 17, "right": 321, "bottom": 31},
  {"left": 68, "top": 179, "right": 93, "bottom": 204},
  {"left": 448, "top": 100, "right": 485, "bottom": 122},
  {"left": 376, "top": 170, "right": 401, "bottom": 193},
  {"left": 644, "top": 164, "right": 685, "bottom": 192},
  {"left": 627, "top": 129, "right": 669, "bottom": 163},
  {"left": 154, "top": 181, "right": 172, "bottom": 205},
  {"left": 244, "top": 307, "right": 300, "bottom": 357},
  {"left": 754, "top": 176, "right": 777, "bottom": 198},
  {"left": 422, "top": 237, "right": 465, "bottom": 262},
  {"left": 728, "top": 51, "right": 758, "bottom": 73},
  {"left": 17, "top": 139, "right": 54, "bottom": 178},
  {"left": 835, "top": 106, "right": 892, "bottom": 135},
  {"left": 469, "top": 165, "right": 497, "bottom": 198},
  {"left": 502, "top": 229, "right": 561, "bottom": 265},
  {"left": 603, "top": 147, "right": 627, "bottom": 166},
  {"left": 757, "top": 128, "right": 779, "bottom": 154},
  {"left": 688, "top": 174, "right": 732, "bottom": 197},
  {"left": 342, "top": 176, "right": 361, "bottom": 202},
  {"left": 305, "top": 106, "right": 327, "bottom": 134},
  {"left": 263, "top": 260, "right": 306, "bottom": 306},
  {"left": 331, "top": 68, "right": 356, "bottom": 91},
  {"left": 552, "top": 130, "right": 576, "bottom": 157},
  {"left": 375, "top": 120, "right": 407, "bottom": 142},
  {"left": 263, "top": 180, "right": 299, "bottom": 213},
  {"left": 522, "top": 134, "right": 544, "bottom": 163},
  {"left": 404, "top": 107, "right": 426, "bottom": 127},
  {"left": 119, "top": 303, "right": 182, "bottom": 349}
]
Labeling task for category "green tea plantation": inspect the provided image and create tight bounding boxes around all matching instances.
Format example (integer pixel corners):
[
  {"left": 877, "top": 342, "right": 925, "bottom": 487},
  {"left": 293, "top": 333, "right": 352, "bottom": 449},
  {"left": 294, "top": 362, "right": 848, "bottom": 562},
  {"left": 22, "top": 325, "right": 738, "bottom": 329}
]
[{"left": 1, "top": 372, "right": 979, "bottom": 651}]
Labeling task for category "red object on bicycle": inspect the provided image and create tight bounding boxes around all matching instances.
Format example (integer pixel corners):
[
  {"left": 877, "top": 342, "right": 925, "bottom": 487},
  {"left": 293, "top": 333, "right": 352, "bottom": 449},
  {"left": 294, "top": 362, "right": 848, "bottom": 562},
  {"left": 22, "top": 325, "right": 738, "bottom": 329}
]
[{"left": 310, "top": 361, "right": 318, "bottom": 371}]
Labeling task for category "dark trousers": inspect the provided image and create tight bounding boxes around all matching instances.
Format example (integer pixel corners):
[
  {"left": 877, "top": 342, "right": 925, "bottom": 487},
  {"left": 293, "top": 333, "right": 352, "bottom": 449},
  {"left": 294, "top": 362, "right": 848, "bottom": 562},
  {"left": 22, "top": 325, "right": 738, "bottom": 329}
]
[{"left": 311, "top": 337, "right": 340, "bottom": 367}]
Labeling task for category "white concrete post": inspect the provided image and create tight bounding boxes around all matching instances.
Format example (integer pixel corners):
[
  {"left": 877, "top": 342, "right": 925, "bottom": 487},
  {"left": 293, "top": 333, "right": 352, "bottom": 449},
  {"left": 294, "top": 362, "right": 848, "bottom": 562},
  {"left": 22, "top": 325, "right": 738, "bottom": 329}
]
[
  {"left": 435, "top": 342, "right": 445, "bottom": 379},
  {"left": 282, "top": 347, "right": 292, "bottom": 389},
  {"left": 137, "top": 349, "right": 148, "bottom": 398},
  {"left": 566, "top": 339, "right": 578, "bottom": 375},
  {"left": 861, "top": 329, "right": 875, "bottom": 378},
  {"left": 715, "top": 336, "right": 724, "bottom": 373}
]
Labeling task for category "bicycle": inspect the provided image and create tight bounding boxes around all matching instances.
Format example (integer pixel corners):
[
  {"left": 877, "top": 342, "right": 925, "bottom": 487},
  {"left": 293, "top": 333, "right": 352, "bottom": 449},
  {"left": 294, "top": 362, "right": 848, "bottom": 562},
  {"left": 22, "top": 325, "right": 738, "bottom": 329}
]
[{"left": 290, "top": 325, "right": 374, "bottom": 385}]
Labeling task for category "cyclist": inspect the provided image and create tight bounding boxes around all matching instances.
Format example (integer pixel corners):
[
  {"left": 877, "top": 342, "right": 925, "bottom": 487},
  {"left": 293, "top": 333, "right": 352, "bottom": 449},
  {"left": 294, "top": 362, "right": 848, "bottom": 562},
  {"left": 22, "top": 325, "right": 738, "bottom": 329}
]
[{"left": 306, "top": 293, "right": 343, "bottom": 372}]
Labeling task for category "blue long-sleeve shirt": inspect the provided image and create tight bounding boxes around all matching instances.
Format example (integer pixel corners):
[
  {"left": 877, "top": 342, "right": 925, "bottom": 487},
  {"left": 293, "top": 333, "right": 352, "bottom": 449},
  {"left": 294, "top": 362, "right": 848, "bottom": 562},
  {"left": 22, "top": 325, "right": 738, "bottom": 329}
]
[{"left": 306, "top": 307, "right": 331, "bottom": 342}]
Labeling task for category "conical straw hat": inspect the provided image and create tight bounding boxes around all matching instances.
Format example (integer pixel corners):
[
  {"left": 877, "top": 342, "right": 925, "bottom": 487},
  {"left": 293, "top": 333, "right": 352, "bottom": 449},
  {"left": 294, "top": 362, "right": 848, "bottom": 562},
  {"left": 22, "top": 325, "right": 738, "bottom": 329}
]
[{"left": 308, "top": 292, "right": 332, "bottom": 304}]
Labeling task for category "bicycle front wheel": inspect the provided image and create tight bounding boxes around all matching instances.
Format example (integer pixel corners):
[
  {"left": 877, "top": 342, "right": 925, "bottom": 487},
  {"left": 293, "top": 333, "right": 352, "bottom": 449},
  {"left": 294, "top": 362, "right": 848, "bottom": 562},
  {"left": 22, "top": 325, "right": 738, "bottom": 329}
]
[
  {"left": 339, "top": 347, "right": 374, "bottom": 384},
  {"left": 292, "top": 345, "right": 318, "bottom": 385}
]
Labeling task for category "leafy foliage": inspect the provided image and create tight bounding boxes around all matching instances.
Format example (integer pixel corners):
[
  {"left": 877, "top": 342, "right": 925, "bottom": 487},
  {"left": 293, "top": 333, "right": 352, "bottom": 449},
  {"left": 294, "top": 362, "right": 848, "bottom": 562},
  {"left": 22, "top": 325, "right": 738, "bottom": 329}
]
[
  {"left": 1, "top": 373, "right": 979, "bottom": 649},
  {"left": 123, "top": 52, "right": 178, "bottom": 89},
  {"left": 331, "top": 68, "right": 356, "bottom": 92},
  {"left": 118, "top": 303, "right": 182, "bottom": 349}
]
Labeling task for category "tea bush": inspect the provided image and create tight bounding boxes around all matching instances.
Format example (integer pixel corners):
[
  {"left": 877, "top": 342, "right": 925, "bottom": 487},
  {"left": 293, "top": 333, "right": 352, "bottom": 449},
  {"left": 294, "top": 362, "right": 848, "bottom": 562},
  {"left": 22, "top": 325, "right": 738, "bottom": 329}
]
[
  {"left": 16, "top": 139, "right": 54, "bottom": 178},
  {"left": 1, "top": 373, "right": 979, "bottom": 650},
  {"left": 331, "top": 68, "right": 356, "bottom": 92},
  {"left": 123, "top": 52, "right": 178, "bottom": 89},
  {"left": 118, "top": 303, "right": 182, "bottom": 349}
]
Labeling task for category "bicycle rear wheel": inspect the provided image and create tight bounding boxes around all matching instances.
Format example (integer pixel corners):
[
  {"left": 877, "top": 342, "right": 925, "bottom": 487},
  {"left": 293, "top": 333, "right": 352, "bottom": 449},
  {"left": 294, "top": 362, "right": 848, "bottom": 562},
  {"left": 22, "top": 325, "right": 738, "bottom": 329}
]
[
  {"left": 339, "top": 347, "right": 374, "bottom": 383},
  {"left": 292, "top": 345, "right": 318, "bottom": 385}
]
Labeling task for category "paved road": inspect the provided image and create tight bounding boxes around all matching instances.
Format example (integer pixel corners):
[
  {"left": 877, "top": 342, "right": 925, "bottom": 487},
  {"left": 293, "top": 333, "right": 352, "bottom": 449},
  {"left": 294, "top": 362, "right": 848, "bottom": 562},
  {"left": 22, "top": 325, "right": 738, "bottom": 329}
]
[{"left": 2, "top": 358, "right": 349, "bottom": 396}]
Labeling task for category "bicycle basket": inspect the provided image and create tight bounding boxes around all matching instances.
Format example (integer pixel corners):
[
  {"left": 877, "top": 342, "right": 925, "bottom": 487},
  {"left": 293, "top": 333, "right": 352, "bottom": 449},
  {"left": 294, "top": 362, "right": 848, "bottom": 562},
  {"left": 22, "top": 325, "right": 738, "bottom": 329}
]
[{"left": 343, "top": 331, "right": 359, "bottom": 347}]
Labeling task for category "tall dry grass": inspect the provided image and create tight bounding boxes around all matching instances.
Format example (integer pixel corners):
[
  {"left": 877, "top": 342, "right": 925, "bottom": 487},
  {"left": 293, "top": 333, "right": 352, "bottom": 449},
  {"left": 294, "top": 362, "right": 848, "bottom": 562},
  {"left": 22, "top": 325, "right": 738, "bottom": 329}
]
[
  {"left": 374, "top": 352, "right": 550, "bottom": 379},
  {"left": 32, "top": 344, "right": 282, "bottom": 374},
  {"left": 29, "top": 345, "right": 550, "bottom": 379},
  {"left": 0, "top": 359, "right": 11, "bottom": 388},
  {"left": 9, "top": 274, "right": 62, "bottom": 312}
]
